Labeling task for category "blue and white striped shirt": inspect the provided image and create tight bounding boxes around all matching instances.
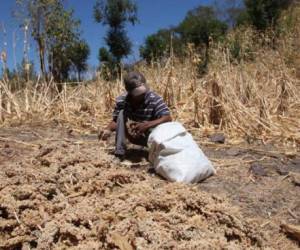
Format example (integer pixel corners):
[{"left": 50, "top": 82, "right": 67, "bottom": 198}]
[{"left": 113, "top": 91, "right": 170, "bottom": 122}]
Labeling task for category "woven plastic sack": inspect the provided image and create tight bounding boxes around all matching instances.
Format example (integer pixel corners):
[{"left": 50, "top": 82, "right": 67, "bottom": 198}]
[{"left": 148, "top": 122, "right": 216, "bottom": 183}]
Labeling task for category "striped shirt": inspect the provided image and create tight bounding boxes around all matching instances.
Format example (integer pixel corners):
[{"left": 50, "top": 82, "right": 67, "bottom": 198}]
[{"left": 113, "top": 91, "right": 170, "bottom": 122}]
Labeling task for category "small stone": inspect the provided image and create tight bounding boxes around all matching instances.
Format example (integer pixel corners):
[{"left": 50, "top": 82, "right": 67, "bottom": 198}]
[
  {"left": 5, "top": 170, "right": 16, "bottom": 178},
  {"left": 210, "top": 133, "right": 225, "bottom": 144},
  {"left": 276, "top": 165, "right": 289, "bottom": 176},
  {"left": 2, "top": 148, "right": 13, "bottom": 155},
  {"left": 40, "top": 159, "right": 51, "bottom": 167},
  {"left": 37, "top": 147, "right": 53, "bottom": 158},
  {"left": 13, "top": 189, "right": 33, "bottom": 201},
  {"left": 67, "top": 129, "right": 74, "bottom": 135},
  {"left": 291, "top": 173, "right": 300, "bottom": 186},
  {"left": 226, "top": 148, "right": 240, "bottom": 156},
  {"left": 250, "top": 163, "right": 267, "bottom": 176},
  {"left": 290, "top": 158, "right": 300, "bottom": 166}
]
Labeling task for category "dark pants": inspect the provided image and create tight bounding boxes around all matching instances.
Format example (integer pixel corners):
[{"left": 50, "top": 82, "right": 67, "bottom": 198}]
[{"left": 115, "top": 110, "right": 148, "bottom": 156}]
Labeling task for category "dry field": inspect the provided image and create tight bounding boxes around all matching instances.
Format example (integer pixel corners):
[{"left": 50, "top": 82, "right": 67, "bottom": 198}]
[
  {"left": 0, "top": 122, "right": 299, "bottom": 249},
  {"left": 1, "top": 13, "right": 300, "bottom": 249}
]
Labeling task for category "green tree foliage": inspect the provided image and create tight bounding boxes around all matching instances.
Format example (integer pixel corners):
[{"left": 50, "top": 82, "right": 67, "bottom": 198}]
[
  {"left": 140, "top": 29, "right": 176, "bottom": 63},
  {"left": 16, "top": 0, "right": 87, "bottom": 83},
  {"left": 93, "top": 0, "right": 138, "bottom": 76},
  {"left": 140, "top": 5, "right": 227, "bottom": 70},
  {"left": 176, "top": 6, "right": 228, "bottom": 47},
  {"left": 69, "top": 40, "right": 90, "bottom": 81},
  {"left": 177, "top": 6, "right": 227, "bottom": 74},
  {"left": 45, "top": 2, "right": 80, "bottom": 82},
  {"left": 93, "top": 0, "right": 137, "bottom": 29},
  {"left": 224, "top": 2, "right": 246, "bottom": 27},
  {"left": 98, "top": 47, "right": 118, "bottom": 80},
  {"left": 243, "top": 0, "right": 293, "bottom": 30},
  {"left": 105, "top": 28, "right": 132, "bottom": 62},
  {"left": 98, "top": 47, "right": 113, "bottom": 63}
]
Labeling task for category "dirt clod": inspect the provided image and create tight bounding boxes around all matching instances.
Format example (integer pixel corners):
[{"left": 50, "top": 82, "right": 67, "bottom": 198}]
[
  {"left": 210, "top": 133, "right": 226, "bottom": 144},
  {"left": 249, "top": 163, "right": 268, "bottom": 177},
  {"left": 291, "top": 173, "right": 300, "bottom": 186},
  {"left": 276, "top": 165, "right": 290, "bottom": 175}
]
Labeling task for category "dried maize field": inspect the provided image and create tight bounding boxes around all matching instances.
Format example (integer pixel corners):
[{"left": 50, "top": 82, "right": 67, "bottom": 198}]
[{"left": 1, "top": 36, "right": 300, "bottom": 249}]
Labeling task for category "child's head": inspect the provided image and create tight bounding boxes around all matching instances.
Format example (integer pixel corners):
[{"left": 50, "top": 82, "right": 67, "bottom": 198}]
[{"left": 124, "top": 71, "right": 148, "bottom": 97}]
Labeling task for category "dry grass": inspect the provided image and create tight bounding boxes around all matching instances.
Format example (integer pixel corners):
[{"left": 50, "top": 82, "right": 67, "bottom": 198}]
[
  {"left": 0, "top": 7, "right": 299, "bottom": 148},
  {"left": 1, "top": 53, "right": 299, "bottom": 145}
]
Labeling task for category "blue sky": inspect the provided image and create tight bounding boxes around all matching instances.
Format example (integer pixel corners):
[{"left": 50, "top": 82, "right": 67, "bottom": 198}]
[{"left": 0, "top": 0, "right": 215, "bottom": 73}]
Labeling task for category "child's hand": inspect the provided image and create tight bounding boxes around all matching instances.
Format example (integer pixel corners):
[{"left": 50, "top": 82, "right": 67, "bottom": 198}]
[{"left": 132, "top": 121, "right": 151, "bottom": 135}]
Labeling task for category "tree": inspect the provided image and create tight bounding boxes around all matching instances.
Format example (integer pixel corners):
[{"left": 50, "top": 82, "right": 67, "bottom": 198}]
[
  {"left": 98, "top": 47, "right": 118, "bottom": 80},
  {"left": 17, "top": 59, "right": 36, "bottom": 82},
  {"left": 98, "top": 47, "right": 113, "bottom": 63},
  {"left": 222, "top": 0, "right": 246, "bottom": 27},
  {"left": 177, "top": 6, "right": 228, "bottom": 48},
  {"left": 139, "top": 5, "right": 227, "bottom": 66},
  {"left": 45, "top": 2, "right": 80, "bottom": 82},
  {"left": 244, "top": 0, "right": 293, "bottom": 30},
  {"left": 176, "top": 6, "right": 228, "bottom": 73},
  {"left": 16, "top": 0, "right": 81, "bottom": 82},
  {"left": 140, "top": 29, "right": 173, "bottom": 63},
  {"left": 15, "top": 0, "right": 53, "bottom": 79},
  {"left": 105, "top": 28, "right": 132, "bottom": 62},
  {"left": 69, "top": 40, "right": 90, "bottom": 81},
  {"left": 93, "top": 0, "right": 138, "bottom": 76}
]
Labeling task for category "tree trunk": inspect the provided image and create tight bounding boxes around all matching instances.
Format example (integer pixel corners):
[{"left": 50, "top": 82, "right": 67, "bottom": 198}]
[
  {"left": 77, "top": 69, "right": 81, "bottom": 82},
  {"left": 37, "top": 37, "right": 47, "bottom": 81}
]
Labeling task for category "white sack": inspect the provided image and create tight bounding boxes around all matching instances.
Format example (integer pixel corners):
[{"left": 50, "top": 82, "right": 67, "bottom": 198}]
[{"left": 148, "top": 122, "right": 216, "bottom": 183}]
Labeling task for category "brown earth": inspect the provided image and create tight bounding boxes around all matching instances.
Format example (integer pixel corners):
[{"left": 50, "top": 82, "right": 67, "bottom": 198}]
[{"left": 0, "top": 122, "right": 299, "bottom": 249}]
